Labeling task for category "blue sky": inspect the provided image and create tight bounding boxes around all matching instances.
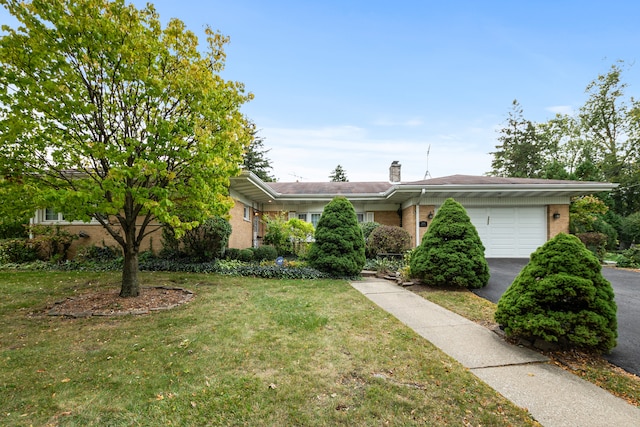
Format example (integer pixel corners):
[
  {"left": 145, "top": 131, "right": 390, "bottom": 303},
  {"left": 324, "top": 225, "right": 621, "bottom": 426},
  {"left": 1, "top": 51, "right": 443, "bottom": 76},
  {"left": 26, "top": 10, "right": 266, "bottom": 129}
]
[{"left": 4, "top": 1, "right": 640, "bottom": 182}]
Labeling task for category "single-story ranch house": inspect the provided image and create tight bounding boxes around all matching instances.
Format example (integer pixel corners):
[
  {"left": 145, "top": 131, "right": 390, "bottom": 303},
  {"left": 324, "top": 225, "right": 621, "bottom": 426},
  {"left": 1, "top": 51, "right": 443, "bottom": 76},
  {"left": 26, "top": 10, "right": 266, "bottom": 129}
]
[{"left": 33, "top": 161, "right": 617, "bottom": 258}]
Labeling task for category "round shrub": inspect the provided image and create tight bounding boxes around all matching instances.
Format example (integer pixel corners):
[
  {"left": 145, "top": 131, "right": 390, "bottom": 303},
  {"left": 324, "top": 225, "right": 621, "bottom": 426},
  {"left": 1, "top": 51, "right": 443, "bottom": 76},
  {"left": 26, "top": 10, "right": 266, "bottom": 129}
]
[
  {"left": 495, "top": 233, "right": 617, "bottom": 353},
  {"left": 253, "top": 245, "right": 278, "bottom": 261},
  {"left": 409, "top": 198, "right": 489, "bottom": 289},
  {"left": 238, "top": 248, "right": 255, "bottom": 262},
  {"left": 308, "top": 196, "right": 365, "bottom": 277},
  {"left": 366, "top": 225, "right": 411, "bottom": 257},
  {"left": 360, "top": 221, "right": 380, "bottom": 241}
]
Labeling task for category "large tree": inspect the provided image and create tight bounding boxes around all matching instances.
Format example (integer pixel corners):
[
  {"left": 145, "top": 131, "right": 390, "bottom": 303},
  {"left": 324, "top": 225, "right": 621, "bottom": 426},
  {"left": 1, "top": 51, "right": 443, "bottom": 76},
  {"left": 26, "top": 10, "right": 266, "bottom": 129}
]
[{"left": 0, "top": 0, "right": 252, "bottom": 296}]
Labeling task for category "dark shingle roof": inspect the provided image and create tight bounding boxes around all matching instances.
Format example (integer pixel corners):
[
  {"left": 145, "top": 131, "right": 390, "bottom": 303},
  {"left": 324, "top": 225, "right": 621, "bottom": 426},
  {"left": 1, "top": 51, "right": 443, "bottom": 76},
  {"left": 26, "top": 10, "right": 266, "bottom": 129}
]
[{"left": 267, "top": 181, "right": 393, "bottom": 195}]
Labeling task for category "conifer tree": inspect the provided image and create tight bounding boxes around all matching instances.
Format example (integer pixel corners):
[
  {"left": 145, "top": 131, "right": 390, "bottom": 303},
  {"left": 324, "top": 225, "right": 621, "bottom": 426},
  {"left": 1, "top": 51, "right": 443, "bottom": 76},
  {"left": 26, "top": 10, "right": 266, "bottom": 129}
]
[
  {"left": 495, "top": 233, "right": 617, "bottom": 353},
  {"left": 410, "top": 198, "right": 489, "bottom": 289},
  {"left": 308, "top": 197, "right": 365, "bottom": 276}
]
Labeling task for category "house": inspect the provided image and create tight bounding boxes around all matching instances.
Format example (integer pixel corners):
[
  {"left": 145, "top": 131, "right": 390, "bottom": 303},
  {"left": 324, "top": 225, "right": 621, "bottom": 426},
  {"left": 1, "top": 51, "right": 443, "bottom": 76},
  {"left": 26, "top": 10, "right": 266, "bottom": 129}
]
[
  {"left": 32, "top": 161, "right": 617, "bottom": 259},
  {"left": 228, "top": 161, "right": 617, "bottom": 258}
]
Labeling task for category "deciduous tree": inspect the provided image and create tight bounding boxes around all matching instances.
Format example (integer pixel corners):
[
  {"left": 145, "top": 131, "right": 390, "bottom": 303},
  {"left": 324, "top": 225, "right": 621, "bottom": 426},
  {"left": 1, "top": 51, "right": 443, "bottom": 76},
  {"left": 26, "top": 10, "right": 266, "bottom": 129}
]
[{"left": 0, "top": 0, "right": 252, "bottom": 296}]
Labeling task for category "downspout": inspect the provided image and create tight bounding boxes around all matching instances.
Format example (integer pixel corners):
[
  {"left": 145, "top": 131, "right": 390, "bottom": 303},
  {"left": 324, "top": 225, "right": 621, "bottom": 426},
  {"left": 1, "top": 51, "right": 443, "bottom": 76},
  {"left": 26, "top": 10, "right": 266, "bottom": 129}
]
[{"left": 416, "top": 188, "right": 426, "bottom": 247}]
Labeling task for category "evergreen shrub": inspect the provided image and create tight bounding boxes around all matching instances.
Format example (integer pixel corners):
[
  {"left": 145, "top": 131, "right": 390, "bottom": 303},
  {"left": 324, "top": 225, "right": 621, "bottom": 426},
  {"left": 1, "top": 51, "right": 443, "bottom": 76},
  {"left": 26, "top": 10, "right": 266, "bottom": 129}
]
[
  {"left": 409, "top": 198, "right": 489, "bottom": 289},
  {"left": 307, "top": 196, "right": 365, "bottom": 277},
  {"left": 495, "top": 233, "right": 617, "bottom": 353}
]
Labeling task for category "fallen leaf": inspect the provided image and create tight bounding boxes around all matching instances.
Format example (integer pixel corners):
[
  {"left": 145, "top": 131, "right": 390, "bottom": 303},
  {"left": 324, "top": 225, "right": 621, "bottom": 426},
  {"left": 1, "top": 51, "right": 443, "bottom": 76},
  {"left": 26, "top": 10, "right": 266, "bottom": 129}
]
[
  {"left": 268, "top": 383, "right": 277, "bottom": 389},
  {"left": 61, "top": 378, "right": 71, "bottom": 383}
]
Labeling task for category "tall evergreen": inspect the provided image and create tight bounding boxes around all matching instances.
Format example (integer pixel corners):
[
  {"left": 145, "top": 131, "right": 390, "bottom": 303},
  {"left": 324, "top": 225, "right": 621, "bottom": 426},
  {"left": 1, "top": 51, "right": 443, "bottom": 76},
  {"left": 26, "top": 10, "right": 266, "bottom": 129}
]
[
  {"left": 410, "top": 198, "right": 489, "bottom": 289},
  {"left": 308, "top": 197, "right": 365, "bottom": 277}
]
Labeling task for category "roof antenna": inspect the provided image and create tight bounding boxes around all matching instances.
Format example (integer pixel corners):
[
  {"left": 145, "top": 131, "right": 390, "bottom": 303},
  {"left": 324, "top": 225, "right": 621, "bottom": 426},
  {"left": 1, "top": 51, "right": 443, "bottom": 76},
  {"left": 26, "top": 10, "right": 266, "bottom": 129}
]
[
  {"left": 289, "top": 172, "right": 306, "bottom": 182},
  {"left": 423, "top": 145, "right": 432, "bottom": 180}
]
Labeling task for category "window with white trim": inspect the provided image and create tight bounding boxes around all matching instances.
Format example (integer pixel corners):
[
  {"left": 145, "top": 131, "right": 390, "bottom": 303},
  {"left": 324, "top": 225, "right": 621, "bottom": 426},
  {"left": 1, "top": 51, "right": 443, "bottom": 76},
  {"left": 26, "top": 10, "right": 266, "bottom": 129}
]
[
  {"left": 243, "top": 206, "right": 250, "bottom": 221},
  {"left": 311, "top": 213, "right": 321, "bottom": 228}
]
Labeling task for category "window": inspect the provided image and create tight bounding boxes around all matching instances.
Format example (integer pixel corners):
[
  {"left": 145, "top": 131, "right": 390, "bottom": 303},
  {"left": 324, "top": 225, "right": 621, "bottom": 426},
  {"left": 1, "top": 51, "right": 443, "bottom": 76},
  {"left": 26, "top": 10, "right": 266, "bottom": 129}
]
[
  {"left": 356, "top": 213, "right": 364, "bottom": 223},
  {"left": 45, "top": 208, "right": 59, "bottom": 221},
  {"left": 298, "top": 213, "right": 307, "bottom": 221},
  {"left": 311, "top": 213, "right": 321, "bottom": 228},
  {"left": 243, "top": 206, "right": 250, "bottom": 221}
]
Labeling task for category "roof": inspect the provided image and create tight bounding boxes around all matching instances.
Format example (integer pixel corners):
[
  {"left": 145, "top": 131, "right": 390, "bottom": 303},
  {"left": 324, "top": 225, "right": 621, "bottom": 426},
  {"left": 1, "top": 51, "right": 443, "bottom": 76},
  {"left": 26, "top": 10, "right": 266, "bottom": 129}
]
[{"left": 229, "top": 172, "right": 618, "bottom": 205}]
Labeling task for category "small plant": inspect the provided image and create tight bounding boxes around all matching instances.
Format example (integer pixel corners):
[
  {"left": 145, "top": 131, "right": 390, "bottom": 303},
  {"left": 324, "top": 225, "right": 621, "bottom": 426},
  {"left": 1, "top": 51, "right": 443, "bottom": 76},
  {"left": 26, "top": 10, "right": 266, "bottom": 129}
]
[
  {"left": 616, "top": 247, "right": 640, "bottom": 268},
  {"left": 495, "top": 233, "right": 617, "bottom": 353}
]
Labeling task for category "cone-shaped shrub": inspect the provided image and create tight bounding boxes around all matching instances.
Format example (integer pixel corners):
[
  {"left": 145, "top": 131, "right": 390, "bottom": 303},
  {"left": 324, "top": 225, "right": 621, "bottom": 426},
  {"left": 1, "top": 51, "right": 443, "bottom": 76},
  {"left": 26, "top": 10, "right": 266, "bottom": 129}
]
[
  {"left": 409, "top": 198, "right": 489, "bottom": 288},
  {"left": 495, "top": 233, "right": 617, "bottom": 353},
  {"left": 308, "top": 196, "right": 366, "bottom": 277}
]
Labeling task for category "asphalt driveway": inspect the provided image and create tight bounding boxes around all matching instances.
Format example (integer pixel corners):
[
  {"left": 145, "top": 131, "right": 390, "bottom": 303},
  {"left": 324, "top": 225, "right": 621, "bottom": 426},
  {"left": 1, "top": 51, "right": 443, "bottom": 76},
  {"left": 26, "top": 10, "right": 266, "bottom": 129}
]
[{"left": 474, "top": 258, "right": 640, "bottom": 376}]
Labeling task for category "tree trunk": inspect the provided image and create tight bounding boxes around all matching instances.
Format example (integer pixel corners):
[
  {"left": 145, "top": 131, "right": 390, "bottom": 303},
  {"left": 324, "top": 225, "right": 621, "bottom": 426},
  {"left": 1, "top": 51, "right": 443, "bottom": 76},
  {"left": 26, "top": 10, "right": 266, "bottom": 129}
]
[{"left": 120, "top": 246, "right": 140, "bottom": 297}]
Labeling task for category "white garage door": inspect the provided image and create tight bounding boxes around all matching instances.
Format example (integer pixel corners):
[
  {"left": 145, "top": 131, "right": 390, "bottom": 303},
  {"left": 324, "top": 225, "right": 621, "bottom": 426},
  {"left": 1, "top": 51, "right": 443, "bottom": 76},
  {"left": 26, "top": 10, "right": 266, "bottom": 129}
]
[{"left": 465, "top": 207, "right": 546, "bottom": 258}]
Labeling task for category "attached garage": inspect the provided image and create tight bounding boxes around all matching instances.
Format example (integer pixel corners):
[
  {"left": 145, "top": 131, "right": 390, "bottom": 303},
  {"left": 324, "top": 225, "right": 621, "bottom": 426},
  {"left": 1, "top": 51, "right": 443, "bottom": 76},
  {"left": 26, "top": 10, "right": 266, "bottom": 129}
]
[{"left": 466, "top": 207, "right": 546, "bottom": 258}]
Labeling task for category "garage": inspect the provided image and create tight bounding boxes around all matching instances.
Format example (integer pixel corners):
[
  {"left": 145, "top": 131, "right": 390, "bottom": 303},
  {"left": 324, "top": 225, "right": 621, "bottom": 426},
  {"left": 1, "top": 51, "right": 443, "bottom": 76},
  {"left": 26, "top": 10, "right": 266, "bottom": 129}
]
[{"left": 465, "top": 207, "right": 546, "bottom": 258}]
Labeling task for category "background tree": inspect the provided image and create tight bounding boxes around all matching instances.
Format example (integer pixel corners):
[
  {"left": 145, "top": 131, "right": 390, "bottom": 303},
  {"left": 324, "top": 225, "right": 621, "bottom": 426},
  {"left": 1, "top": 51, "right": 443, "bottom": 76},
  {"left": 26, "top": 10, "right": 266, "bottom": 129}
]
[
  {"left": 495, "top": 233, "right": 617, "bottom": 353},
  {"left": 243, "top": 123, "right": 275, "bottom": 182},
  {"left": 308, "top": 196, "right": 365, "bottom": 276},
  {"left": 490, "top": 100, "right": 549, "bottom": 178},
  {"left": 329, "top": 165, "right": 349, "bottom": 182},
  {"left": 0, "top": 0, "right": 252, "bottom": 296},
  {"left": 410, "top": 198, "right": 489, "bottom": 289}
]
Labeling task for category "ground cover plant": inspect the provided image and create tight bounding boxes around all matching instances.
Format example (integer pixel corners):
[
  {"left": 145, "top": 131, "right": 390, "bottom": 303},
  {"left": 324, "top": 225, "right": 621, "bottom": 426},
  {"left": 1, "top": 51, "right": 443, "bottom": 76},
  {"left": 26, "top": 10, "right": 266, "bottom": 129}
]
[{"left": 0, "top": 271, "right": 539, "bottom": 426}]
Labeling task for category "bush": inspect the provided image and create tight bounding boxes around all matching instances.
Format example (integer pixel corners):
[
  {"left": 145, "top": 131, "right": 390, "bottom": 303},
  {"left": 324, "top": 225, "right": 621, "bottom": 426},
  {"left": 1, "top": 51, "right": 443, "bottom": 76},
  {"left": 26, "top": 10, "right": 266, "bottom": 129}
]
[
  {"left": 366, "top": 225, "right": 411, "bottom": 257},
  {"left": 409, "top": 198, "right": 489, "bottom": 289},
  {"left": 616, "top": 247, "right": 640, "bottom": 268},
  {"left": 495, "top": 233, "right": 617, "bottom": 353},
  {"left": 75, "top": 244, "right": 121, "bottom": 262},
  {"left": 360, "top": 221, "right": 380, "bottom": 241},
  {"left": 576, "top": 232, "right": 608, "bottom": 261},
  {"left": 162, "top": 216, "right": 232, "bottom": 261},
  {"left": 223, "top": 247, "right": 241, "bottom": 260},
  {"left": 308, "top": 196, "right": 366, "bottom": 277},
  {"left": 0, "top": 239, "right": 39, "bottom": 263},
  {"left": 262, "top": 212, "right": 293, "bottom": 255},
  {"left": 252, "top": 245, "right": 278, "bottom": 262},
  {"left": 29, "top": 225, "right": 77, "bottom": 262},
  {"left": 238, "top": 248, "right": 255, "bottom": 262}
]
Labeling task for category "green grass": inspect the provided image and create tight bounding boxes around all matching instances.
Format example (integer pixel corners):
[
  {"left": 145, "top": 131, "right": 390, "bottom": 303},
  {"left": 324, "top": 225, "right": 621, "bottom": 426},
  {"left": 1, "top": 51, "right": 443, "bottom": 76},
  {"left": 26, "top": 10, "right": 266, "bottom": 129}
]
[
  {"left": 414, "top": 285, "right": 640, "bottom": 407},
  {"left": 0, "top": 271, "right": 540, "bottom": 426}
]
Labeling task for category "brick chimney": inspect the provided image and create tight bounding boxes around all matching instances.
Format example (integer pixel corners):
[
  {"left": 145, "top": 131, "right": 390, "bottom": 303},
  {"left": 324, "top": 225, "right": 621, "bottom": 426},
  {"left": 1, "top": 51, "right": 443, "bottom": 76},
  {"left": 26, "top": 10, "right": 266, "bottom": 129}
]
[{"left": 389, "top": 161, "right": 401, "bottom": 183}]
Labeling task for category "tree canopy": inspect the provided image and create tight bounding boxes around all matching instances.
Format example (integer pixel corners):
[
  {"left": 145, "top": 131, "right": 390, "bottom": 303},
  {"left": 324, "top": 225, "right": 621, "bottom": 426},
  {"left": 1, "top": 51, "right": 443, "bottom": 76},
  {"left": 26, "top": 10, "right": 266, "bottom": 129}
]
[
  {"left": 0, "top": 0, "right": 252, "bottom": 296},
  {"left": 489, "top": 62, "right": 640, "bottom": 227}
]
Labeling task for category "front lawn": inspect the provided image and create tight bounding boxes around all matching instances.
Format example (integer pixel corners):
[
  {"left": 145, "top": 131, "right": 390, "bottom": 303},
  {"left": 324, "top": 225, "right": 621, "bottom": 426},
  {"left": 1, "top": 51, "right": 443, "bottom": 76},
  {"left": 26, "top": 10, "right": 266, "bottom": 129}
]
[{"left": 0, "top": 271, "right": 539, "bottom": 426}]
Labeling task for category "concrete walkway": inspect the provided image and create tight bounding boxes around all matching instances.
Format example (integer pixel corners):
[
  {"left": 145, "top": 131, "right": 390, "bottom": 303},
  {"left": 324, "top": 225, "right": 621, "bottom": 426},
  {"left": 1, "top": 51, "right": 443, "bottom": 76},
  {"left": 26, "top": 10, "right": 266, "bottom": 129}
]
[{"left": 351, "top": 278, "right": 640, "bottom": 427}]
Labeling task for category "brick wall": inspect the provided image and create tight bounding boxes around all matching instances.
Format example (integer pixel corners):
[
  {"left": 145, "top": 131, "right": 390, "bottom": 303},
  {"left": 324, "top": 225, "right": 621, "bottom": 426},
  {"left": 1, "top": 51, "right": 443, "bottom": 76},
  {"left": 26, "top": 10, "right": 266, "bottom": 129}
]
[{"left": 547, "top": 204, "right": 570, "bottom": 238}]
